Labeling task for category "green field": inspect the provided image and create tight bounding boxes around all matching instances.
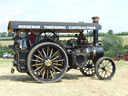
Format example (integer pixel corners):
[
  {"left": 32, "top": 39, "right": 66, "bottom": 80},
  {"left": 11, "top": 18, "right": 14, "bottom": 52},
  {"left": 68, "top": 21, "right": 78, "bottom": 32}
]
[
  {"left": 0, "top": 35, "right": 128, "bottom": 46},
  {"left": 0, "top": 58, "right": 13, "bottom": 66},
  {"left": 0, "top": 37, "right": 12, "bottom": 40},
  {"left": 119, "top": 35, "right": 128, "bottom": 46}
]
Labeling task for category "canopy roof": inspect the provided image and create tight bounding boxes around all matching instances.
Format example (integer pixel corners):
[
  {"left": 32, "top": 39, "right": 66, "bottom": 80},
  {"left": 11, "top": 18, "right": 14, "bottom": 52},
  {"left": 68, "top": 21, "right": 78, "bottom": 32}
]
[{"left": 8, "top": 21, "right": 101, "bottom": 33}]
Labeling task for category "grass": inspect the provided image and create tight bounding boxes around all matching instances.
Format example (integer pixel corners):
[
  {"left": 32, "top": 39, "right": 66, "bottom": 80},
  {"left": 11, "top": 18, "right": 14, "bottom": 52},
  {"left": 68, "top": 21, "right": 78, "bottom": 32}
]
[
  {"left": 119, "top": 35, "right": 128, "bottom": 46},
  {"left": 0, "top": 41, "right": 14, "bottom": 46},
  {"left": 115, "top": 60, "right": 128, "bottom": 68},
  {"left": 0, "top": 58, "right": 13, "bottom": 67},
  {"left": 0, "top": 37, "right": 12, "bottom": 40}
]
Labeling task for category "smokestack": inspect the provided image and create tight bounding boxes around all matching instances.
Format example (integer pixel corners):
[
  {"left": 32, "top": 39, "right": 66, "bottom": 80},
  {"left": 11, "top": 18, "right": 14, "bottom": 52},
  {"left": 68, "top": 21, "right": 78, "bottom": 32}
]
[{"left": 92, "top": 17, "right": 100, "bottom": 45}]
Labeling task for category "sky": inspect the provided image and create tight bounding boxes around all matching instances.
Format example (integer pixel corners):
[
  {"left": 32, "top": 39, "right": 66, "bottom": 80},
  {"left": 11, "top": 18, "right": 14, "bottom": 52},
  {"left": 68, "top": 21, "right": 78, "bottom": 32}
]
[{"left": 0, "top": 0, "right": 128, "bottom": 33}]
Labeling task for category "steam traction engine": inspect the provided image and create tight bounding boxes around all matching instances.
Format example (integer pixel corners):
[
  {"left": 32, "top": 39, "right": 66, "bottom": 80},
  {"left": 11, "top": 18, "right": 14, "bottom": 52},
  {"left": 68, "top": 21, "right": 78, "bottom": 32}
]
[{"left": 8, "top": 17, "right": 116, "bottom": 83}]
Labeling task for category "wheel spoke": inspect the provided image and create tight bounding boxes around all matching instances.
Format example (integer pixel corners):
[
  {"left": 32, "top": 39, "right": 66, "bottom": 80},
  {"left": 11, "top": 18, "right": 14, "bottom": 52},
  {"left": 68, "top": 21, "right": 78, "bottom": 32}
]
[
  {"left": 53, "top": 59, "right": 64, "bottom": 63},
  {"left": 42, "top": 69, "right": 46, "bottom": 79},
  {"left": 34, "top": 55, "right": 44, "bottom": 61},
  {"left": 107, "top": 69, "right": 112, "bottom": 74},
  {"left": 101, "top": 70, "right": 104, "bottom": 76},
  {"left": 51, "top": 50, "right": 59, "bottom": 58},
  {"left": 34, "top": 65, "right": 43, "bottom": 71},
  {"left": 47, "top": 46, "right": 50, "bottom": 56},
  {"left": 53, "top": 63, "right": 62, "bottom": 66},
  {"left": 89, "top": 69, "right": 91, "bottom": 74},
  {"left": 39, "top": 66, "right": 45, "bottom": 73},
  {"left": 103, "top": 61, "right": 105, "bottom": 67},
  {"left": 52, "top": 68, "right": 57, "bottom": 75},
  {"left": 49, "top": 48, "right": 53, "bottom": 58},
  {"left": 37, "top": 50, "right": 43, "bottom": 58},
  {"left": 86, "top": 69, "right": 89, "bottom": 74},
  {"left": 42, "top": 48, "right": 47, "bottom": 57},
  {"left": 106, "top": 61, "right": 110, "bottom": 66},
  {"left": 32, "top": 63, "right": 43, "bottom": 66},
  {"left": 88, "top": 60, "right": 90, "bottom": 64},
  {"left": 46, "top": 69, "right": 49, "bottom": 79},
  {"left": 104, "top": 71, "right": 107, "bottom": 77},
  {"left": 106, "top": 71, "right": 109, "bottom": 77},
  {"left": 53, "top": 66, "right": 62, "bottom": 71},
  {"left": 52, "top": 56, "right": 59, "bottom": 61},
  {"left": 108, "top": 64, "right": 112, "bottom": 68},
  {"left": 50, "top": 70, "right": 54, "bottom": 79},
  {"left": 32, "top": 59, "right": 42, "bottom": 62}
]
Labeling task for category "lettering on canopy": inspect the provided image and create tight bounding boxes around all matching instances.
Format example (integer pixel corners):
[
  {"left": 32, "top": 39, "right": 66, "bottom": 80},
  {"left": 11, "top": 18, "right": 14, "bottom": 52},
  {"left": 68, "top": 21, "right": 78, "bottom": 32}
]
[
  {"left": 18, "top": 25, "right": 41, "bottom": 29},
  {"left": 18, "top": 25, "right": 96, "bottom": 30}
]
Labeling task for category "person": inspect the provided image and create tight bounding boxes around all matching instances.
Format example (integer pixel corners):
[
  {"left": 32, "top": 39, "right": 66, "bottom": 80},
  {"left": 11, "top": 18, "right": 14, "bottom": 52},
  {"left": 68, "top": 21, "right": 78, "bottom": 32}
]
[
  {"left": 77, "top": 31, "right": 86, "bottom": 45},
  {"left": 29, "top": 32, "right": 36, "bottom": 48},
  {"left": 13, "top": 31, "right": 28, "bottom": 49},
  {"left": 25, "top": 32, "right": 29, "bottom": 48},
  {"left": 22, "top": 32, "right": 29, "bottom": 49},
  {"left": 13, "top": 31, "right": 23, "bottom": 49}
]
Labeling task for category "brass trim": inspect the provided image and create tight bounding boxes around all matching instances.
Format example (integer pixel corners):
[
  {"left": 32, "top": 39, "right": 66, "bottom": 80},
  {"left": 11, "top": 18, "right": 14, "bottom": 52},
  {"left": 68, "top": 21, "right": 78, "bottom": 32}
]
[
  {"left": 86, "top": 48, "right": 90, "bottom": 57},
  {"left": 93, "top": 48, "right": 96, "bottom": 58},
  {"left": 45, "top": 59, "right": 52, "bottom": 67}
]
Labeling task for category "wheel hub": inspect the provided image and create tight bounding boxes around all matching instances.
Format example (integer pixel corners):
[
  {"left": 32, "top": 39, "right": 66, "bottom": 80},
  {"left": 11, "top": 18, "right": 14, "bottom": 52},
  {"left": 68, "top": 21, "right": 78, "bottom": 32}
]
[
  {"left": 105, "top": 67, "right": 109, "bottom": 72},
  {"left": 45, "top": 59, "right": 52, "bottom": 67},
  {"left": 87, "top": 64, "right": 92, "bottom": 68}
]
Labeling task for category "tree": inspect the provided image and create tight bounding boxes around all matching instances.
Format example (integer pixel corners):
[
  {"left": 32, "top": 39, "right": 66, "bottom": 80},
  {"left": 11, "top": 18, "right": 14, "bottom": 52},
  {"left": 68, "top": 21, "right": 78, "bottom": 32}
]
[
  {"left": 124, "top": 44, "right": 128, "bottom": 49},
  {"left": 8, "top": 32, "right": 13, "bottom": 37},
  {"left": 1, "top": 32, "right": 7, "bottom": 37},
  {"left": 102, "top": 34, "right": 123, "bottom": 51},
  {"left": 88, "top": 31, "right": 93, "bottom": 36},
  {"left": 108, "top": 30, "right": 113, "bottom": 35}
]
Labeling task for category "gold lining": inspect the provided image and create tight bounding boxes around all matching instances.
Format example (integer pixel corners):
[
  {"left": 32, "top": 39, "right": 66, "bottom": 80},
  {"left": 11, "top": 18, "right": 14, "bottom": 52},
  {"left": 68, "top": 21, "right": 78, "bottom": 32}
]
[
  {"left": 93, "top": 48, "right": 96, "bottom": 58},
  {"left": 86, "top": 48, "right": 90, "bottom": 57}
]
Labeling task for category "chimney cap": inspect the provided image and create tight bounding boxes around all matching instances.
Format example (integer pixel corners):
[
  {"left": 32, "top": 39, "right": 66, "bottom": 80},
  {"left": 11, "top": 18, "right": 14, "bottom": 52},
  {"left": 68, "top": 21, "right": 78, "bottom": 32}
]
[{"left": 92, "top": 17, "right": 100, "bottom": 21}]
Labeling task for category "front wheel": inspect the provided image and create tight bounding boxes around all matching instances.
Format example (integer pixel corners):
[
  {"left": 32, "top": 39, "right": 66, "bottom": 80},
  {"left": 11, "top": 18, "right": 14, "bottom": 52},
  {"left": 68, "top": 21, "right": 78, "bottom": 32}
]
[
  {"left": 27, "top": 42, "right": 68, "bottom": 83},
  {"left": 95, "top": 57, "right": 116, "bottom": 80}
]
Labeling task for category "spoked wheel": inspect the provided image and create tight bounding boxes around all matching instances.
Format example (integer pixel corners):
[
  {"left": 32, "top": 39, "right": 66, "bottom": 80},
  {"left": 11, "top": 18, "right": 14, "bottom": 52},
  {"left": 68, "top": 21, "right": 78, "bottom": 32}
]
[
  {"left": 27, "top": 42, "right": 68, "bottom": 83},
  {"left": 43, "top": 32, "right": 58, "bottom": 40},
  {"left": 26, "top": 72, "right": 32, "bottom": 77},
  {"left": 95, "top": 57, "right": 116, "bottom": 80},
  {"left": 80, "top": 60, "right": 96, "bottom": 77}
]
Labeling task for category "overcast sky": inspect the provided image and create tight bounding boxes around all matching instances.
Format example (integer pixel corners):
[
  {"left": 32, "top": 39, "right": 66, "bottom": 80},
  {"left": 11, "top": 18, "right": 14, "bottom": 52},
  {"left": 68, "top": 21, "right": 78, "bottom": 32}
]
[{"left": 0, "top": 0, "right": 127, "bottom": 33}]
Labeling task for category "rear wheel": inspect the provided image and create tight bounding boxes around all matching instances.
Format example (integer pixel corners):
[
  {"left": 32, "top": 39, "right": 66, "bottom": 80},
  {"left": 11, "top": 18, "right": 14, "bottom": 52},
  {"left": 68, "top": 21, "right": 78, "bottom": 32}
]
[
  {"left": 95, "top": 57, "right": 116, "bottom": 80},
  {"left": 26, "top": 72, "right": 32, "bottom": 77},
  {"left": 27, "top": 42, "right": 68, "bottom": 83}
]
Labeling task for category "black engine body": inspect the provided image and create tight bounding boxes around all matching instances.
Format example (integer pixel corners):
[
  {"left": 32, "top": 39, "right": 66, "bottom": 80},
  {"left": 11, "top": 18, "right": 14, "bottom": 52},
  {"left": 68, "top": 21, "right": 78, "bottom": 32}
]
[{"left": 67, "top": 39, "right": 104, "bottom": 69}]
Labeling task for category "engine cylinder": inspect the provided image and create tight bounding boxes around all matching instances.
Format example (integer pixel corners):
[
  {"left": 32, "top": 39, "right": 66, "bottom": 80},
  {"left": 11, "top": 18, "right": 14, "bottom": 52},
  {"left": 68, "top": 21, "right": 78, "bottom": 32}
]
[
  {"left": 87, "top": 46, "right": 104, "bottom": 59},
  {"left": 81, "top": 46, "right": 104, "bottom": 59}
]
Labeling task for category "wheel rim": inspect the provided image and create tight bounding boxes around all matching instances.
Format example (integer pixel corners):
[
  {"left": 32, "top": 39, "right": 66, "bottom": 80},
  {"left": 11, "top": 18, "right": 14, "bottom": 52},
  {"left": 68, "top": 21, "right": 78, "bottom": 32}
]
[
  {"left": 43, "top": 32, "right": 58, "bottom": 40},
  {"left": 96, "top": 57, "right": 116, "bottom": 80},
  {"left": 80, "top": 60, "right": 95, "bottom": 77},
  {"left": 28, "top": 42, "right": 68, "bottom": 82}
]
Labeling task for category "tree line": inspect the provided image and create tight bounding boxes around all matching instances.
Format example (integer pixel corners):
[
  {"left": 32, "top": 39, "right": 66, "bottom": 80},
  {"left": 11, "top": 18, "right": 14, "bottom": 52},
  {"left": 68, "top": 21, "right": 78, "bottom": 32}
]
[
  {"left": 0, "top": 32, "right": 12, "bottom": 37},
  {"left": 0, "top": 30, "right": 128, "bottom": 58},
  {"left": 0, "top": 30, "right": 128, "bottom": 37}
]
